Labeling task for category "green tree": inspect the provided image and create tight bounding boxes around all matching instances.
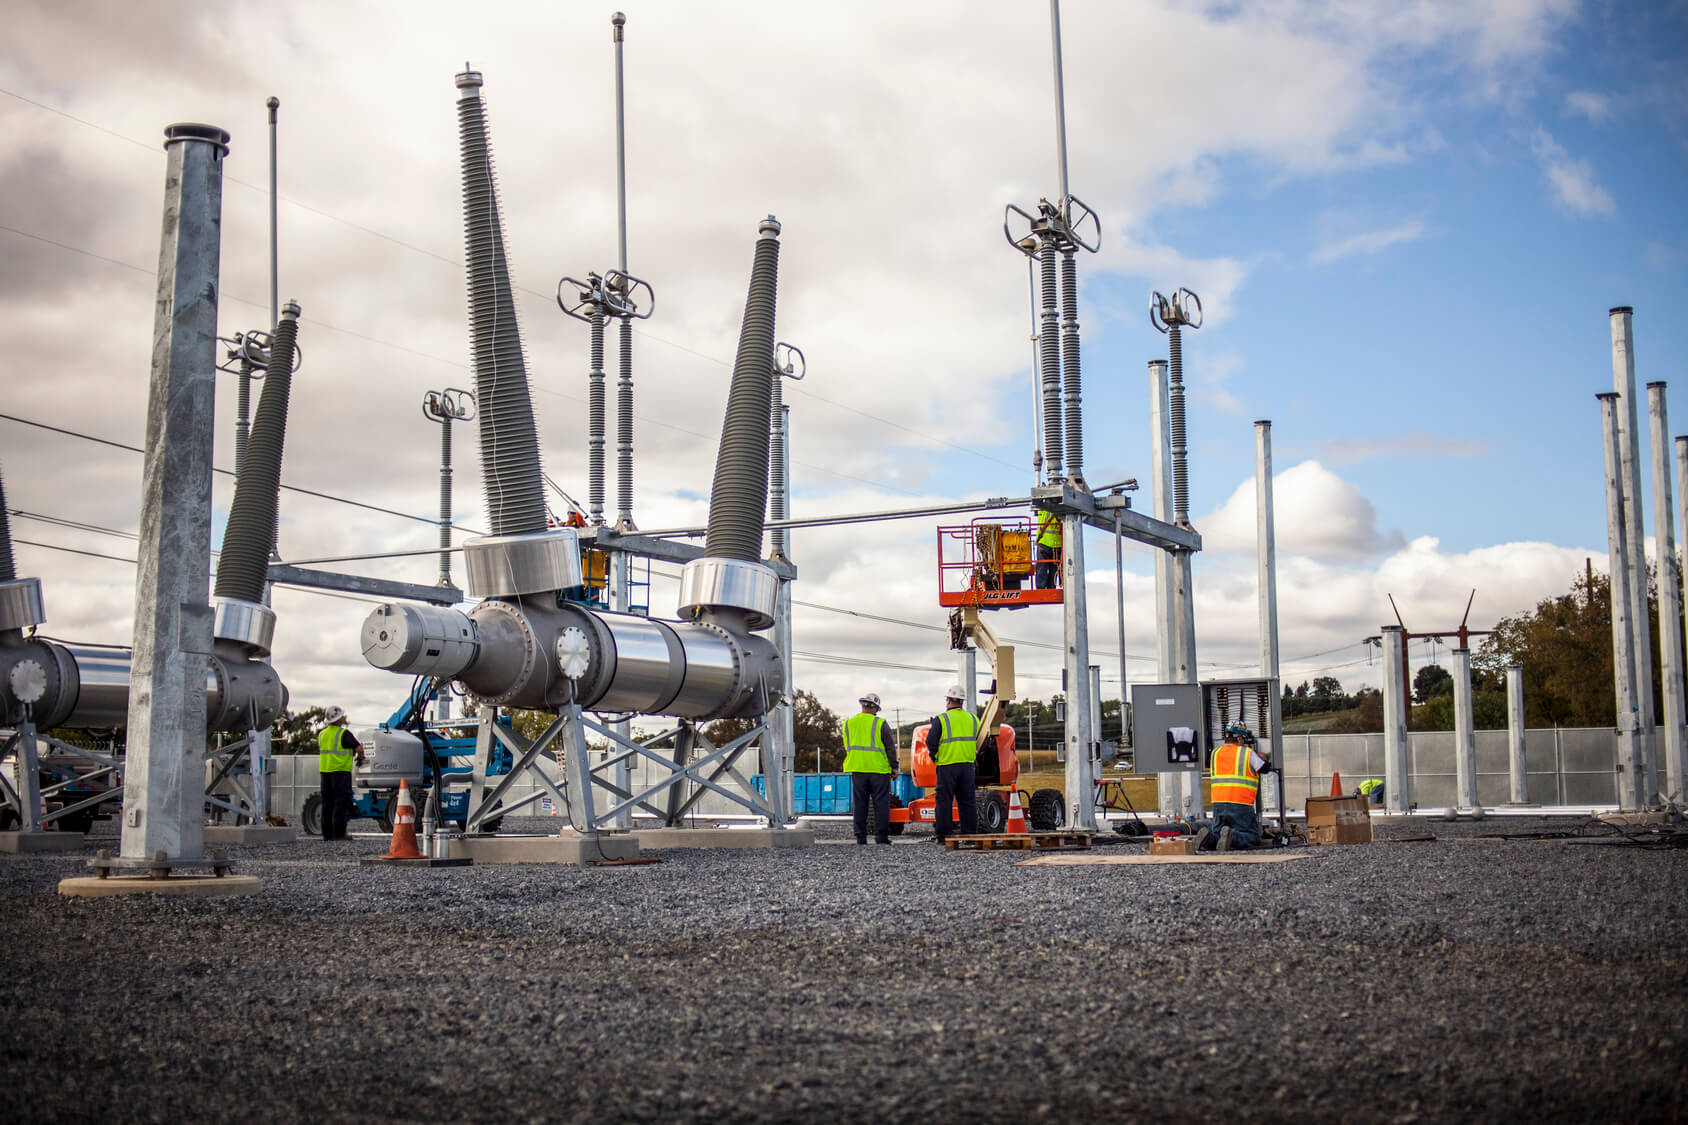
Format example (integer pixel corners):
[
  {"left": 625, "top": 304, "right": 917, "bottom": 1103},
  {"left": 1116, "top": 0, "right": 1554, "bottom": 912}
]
[
  {"left": 791, "top": 689, "right": 844, "bottom": 771},
  {"left": 1413, "top": 664, "right": 1453, "bottom": 704},
  {"left": 270, "top": 706, "right": 329, "bottom": 754},
  {"left": 1323, "top": 687, "right": 1382, "bottom": 733},
  {"left": 1475, "top": 569, "right": 1616, "bottom": 727}
]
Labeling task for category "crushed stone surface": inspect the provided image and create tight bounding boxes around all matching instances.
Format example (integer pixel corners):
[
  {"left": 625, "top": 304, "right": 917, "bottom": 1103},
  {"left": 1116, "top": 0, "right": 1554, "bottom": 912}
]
[{"left": 2, "top": 813, "right": 1684, "bottom": 1123}]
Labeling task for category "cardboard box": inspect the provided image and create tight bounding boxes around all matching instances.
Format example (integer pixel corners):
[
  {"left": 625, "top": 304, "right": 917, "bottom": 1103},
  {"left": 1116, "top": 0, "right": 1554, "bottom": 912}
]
[
  {"left": 1149, "top": 835, "right": 1200, "bottom": 856},
  {"left": 1303, "top": 794, "right": 1372, "bottom": 845}
]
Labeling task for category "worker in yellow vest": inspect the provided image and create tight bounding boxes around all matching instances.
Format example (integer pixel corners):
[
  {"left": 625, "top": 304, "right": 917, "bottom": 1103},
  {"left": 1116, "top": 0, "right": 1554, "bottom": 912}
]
[
  {"left": 923, "top": 685, "right": 979, "bottom": 843},
  {"left": 1203, "top": 721, "right": 1268, "bottom": 851},
  {"left": 317, "top": 705, "right": 365, "bottom": 841},
  {"left": 840, "top": 692, "right": 899, "bottom": 845},
  {"left": 1035, "top": 509, "right": 1062, "bottom": 590}
]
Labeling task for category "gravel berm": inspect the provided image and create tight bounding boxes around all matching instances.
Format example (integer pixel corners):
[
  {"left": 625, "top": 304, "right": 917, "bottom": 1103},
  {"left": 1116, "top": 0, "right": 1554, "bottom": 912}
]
[{"left": 2, "top": 815, "right": 1685, "bottom": 1124}]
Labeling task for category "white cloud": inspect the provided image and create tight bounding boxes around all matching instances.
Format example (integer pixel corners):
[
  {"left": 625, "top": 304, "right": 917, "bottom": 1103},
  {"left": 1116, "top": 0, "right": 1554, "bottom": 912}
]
[
  {"left": 1310, "top": 219, "right": 1427, "bottom": 265},
  {"left": 1528, "top": 127, "right": 1616, "bottom": 215},
  {"left": 1198, "top": 460, "right": 1404, "bottom": 562},
  {"left": 1564, "top": 90, "right": 1613, "bottom": 122}
]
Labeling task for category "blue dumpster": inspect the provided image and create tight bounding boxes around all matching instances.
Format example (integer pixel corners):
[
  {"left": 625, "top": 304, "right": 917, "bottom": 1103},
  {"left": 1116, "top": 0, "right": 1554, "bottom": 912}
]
[{"left": 754, "top": 773, "right": 921, "bottom": 815}]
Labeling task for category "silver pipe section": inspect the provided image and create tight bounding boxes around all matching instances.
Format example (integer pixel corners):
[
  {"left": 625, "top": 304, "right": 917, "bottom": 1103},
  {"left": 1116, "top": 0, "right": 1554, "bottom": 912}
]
[
  {"left": 1647, "top": 382, "right": 1685, "bottom": 805},
  {"left": 1452, "top": 648, "right": 1479, "bottom": 812},
  {"left": 1599, "top": 392, "right": 1647, "bottom": 810},
  {"left": 1609, "top": 307, "right": 1657, "bottom": 803},
  {"left": 1047, "top": 0, "right": 1070, "bottom": 211},
  {"left": 1506, "top": 666, "right": 1529, "bottom": 805},
  {"left": 457, "top": 67, "right": 546, "bottom": 536}
]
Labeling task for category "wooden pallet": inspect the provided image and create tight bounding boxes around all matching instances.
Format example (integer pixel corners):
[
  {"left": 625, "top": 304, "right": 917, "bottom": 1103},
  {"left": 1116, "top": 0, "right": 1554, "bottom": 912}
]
[{"left": 944, "top": 832, "right": 1092, "bottom": 852}]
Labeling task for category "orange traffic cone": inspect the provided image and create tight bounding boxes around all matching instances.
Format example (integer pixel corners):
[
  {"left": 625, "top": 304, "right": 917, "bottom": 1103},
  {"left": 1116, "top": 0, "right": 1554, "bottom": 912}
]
[
  {"left": 382, "top": 779, "right": 423, "bottom": 859},
  {"left": 1005, "top": 788, "right": 1028, "bottom": 834},
  {"left": 1330, "top": 771, "right": 1343, "bottom": 797}
]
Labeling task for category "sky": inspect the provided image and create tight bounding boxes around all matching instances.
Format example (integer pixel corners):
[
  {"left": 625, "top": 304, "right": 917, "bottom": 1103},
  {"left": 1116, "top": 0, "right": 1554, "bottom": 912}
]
[{"left": 2, "top": 0, "right": 1686, "bottom": 734}]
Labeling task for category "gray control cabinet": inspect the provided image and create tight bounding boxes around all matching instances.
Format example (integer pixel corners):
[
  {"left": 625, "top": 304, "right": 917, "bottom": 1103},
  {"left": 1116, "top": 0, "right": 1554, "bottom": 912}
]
[{"left": 1128, "top": 683, "right": 1206, "bottom": 775}]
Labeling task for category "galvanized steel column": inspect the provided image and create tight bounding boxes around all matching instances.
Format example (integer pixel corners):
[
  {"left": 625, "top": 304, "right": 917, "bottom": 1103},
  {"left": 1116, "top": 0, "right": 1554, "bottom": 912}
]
[
  {"left": 766, "top": 400, "right": 795, "bottom": 825},
  {"left": 1148, "top": 361, "right": 1176, "bottom": 816},
  {"left": 1451, "top": 648, "right": 1479, "bottom": 812},
  {"left": 607, "top": 553, "right": 632, "bottom": 828},
  {"left": 1647, "top": 383, "right": 1686, "bottom": 805},
  {"left": 1610, "top": 308, "right": 1657, "bottom": 803},
  {"left": 1677, "top": 431, "right": 1688, "bottom": 802},
  {"left": 1062, "top": 514, "right": 1096, "bottom": 829},
  {"left": 1381, "top": 625, "right": 1410, "bottom": 814},
  {"left": 1506, "top": 666, "right": 1530, "bottom": 805},
  {"left": 121, "top": 123, "right": 229, "bottom": 863},
  {"left": 1255, "top": 420, "right": 1283, "bottom": 815},
  {"left": 1599, "top": 392, "right": 1647, "bottom": 810}
]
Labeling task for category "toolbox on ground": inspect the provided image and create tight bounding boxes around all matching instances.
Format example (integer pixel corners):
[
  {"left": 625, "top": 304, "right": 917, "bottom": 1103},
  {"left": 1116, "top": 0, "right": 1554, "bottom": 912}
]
[{"left": 1303, "top": 794, "right": 1373, "bottom": 845}]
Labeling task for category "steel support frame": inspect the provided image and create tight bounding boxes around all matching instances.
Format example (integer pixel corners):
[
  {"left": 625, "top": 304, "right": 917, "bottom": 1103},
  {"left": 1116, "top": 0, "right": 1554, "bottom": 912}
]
[
  {"left": 1381, "top": 625, "right": 1411, "bottom": 814},
  {"left": 1059, "top": 513, "right": 1097, "bottom": 830}
]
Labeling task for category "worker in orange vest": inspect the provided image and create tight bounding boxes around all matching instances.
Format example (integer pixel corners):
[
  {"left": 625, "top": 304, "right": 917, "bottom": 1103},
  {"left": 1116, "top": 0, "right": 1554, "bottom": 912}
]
[{"left": 1203, "top": 721, "right": 1269, "bottom": 851}]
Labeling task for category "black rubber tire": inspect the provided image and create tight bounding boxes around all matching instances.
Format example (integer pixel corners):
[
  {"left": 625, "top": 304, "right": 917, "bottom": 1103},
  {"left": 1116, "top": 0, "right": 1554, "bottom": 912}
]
[
  {"left": 977, "top": 791, "right": 1007, "bottom": 834},
  {"left": 1029, "top": 788, "right": 1065, "bottom": 831},
  {"left": 886, "top": 794, "right": 906, "bottom": 837},
  {"left": 300, "top": 793, "right": 323, "bottom": 838},
  {"left": 54, "top": 808, "right": 96, "bottom": 835},
  {"left": 375, "top": 790, "right": 397, "bottom": 835},
  {"left": 0, "top": 805, "right": 18, "bottom": 831}
]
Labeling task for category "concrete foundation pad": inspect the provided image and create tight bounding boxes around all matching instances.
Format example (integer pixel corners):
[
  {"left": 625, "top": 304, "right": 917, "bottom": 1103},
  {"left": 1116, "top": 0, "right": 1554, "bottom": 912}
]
[
  {"left": 0, "top": 831, "right": 89, "bottom": 854},
  {"left": 58, "top": 874, "right": 261, "bottom": 898},
  {"left": 203, "top": 825, "right": 297, "bottom": 846},
  {"left": 630, "top": 827, "right": 815, "bottom": 850},
  {"left": 359, "top": 855, "right": 473, "bottom": 868},
  {"left": 452, "top": 833, "right": 641, "bottom": 865},
  {"left": 1017, "top": 852, "right": 1314, "bottom": 867}
]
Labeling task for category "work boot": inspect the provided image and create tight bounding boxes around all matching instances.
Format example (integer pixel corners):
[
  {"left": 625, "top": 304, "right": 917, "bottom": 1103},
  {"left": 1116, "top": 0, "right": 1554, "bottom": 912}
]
[
  {"left": 1217, "top": 826, "right": 1233, "bottom": 853},
  {"left": 1192, "top": 827, "right": 1211, "bottom": 851}
]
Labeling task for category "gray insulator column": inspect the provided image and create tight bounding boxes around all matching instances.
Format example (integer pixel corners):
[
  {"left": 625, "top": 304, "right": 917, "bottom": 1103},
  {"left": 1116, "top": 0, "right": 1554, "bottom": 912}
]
[
  {"left": 1168, "top": 324, "right": 1189, "bottom": 524},
  {"left": 1058, "top": 245, "right": 1083, "bottom": 484},
  {"left": 617, "top": 317, "right": 634, "bottom": 528},
  {"left": 0, "top": 464, "right": 13, "bottom": 582},
  {"left": 589, "top": 304, "right": 606, "bottom": 525},
  {"left": 769, "top": 375, "right": 788, "bottom": 557},
  {"left": 457, "top": 68, "right": 546, "bottom": 536},
  {"left": 438, "top": 418, "right": 454, "bottom": 584},
  {"left": 214, "top": 302, "right": 299, "bottom": 604},
  {"left": 704, "top": 218, "right": 781, "bottom": 562},
  {"left": 1038, "top": 242, "right": 1064, "bottom": 482}
]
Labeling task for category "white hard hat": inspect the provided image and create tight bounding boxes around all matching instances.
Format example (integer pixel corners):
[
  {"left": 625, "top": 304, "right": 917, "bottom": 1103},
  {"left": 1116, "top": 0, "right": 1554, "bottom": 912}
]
[
  {"left": 324, "top": 705, "right": 346, "bottom": 724},
  {"left": 945, "top": 684, "right": 964, "bottom": 701},
  {"left": 859, "top": 692, "right": 882, "bottom": 708}
]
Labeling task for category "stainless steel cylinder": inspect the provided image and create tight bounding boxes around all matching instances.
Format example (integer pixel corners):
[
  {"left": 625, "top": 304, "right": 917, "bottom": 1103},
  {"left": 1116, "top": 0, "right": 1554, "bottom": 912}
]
[
  {"left": 585, "top": 611, "right": 687, "bottom": 714},
  {"left": 0, "top": 633, "right": 77, "bottom": 728},
  {"left": 677, "top": 557, "right": 777, "bottom": 630},
  {"left": 0, "top": 578, "right": 45, "bottom": 633},
  {"left": 59, "top": 644, "right": 132, "bottom": 730},
  {"left": 462, "top": 529, "right": 584, "bottom": 598},
  {"left": 212, "top": 598, "right": 276, "bottom": 657},
  {"left": 206, "top": 645, "right": 288, "bottom": 733},
  {"left": 361, "top": 602, "right": 479, "bottom": 677}
]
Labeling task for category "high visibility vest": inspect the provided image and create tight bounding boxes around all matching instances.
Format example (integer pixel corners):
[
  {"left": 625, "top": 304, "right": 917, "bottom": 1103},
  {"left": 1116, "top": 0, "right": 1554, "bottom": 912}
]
[
  {"left": 1037, "top": 511, "right": 1062, "bottom": 551},
  {"left": 1359, "top": 778, "right": 1383, "bottom": 796},
  {"left": 935, "top": 708, "right": 980, "bottom": 767},
  {"left": 319, "top": 725, "right": 356, "bottom": 774},
  {"left": 840, "top": 713, "right": 893, "bottom": 774},
  {"left": 1210, "top": 740, "right": 1259, "bottom": 806}
]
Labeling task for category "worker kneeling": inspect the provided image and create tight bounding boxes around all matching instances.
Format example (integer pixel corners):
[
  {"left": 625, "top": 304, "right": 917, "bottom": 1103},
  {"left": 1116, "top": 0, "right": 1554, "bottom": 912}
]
[{"left": 1202, "top": 722, "right": 1269, "bottom": 851}]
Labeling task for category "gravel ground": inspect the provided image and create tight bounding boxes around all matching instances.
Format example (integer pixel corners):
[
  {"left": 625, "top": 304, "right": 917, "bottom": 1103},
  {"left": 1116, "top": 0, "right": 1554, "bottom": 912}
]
[{"left": 2, "top": 814, "right": 1685, "bottom": 1124}]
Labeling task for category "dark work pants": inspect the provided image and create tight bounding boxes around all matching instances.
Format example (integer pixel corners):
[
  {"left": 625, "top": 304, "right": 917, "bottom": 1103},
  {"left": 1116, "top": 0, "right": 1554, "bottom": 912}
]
[
  {"left": 321, "top": 770, "right": 355, "bottom": 840},
  {"left": 934, "top": 763, "right": 977, "bottom": 841},
  {"left": 1209, "top": 802, "right": 1261, "bottom": 849},
  {"left": 1036, "top": 544, "right": 1059, "bottom": 589},
  {"left": 851, "top": 772, "right": 892, "bottom": 844}
]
